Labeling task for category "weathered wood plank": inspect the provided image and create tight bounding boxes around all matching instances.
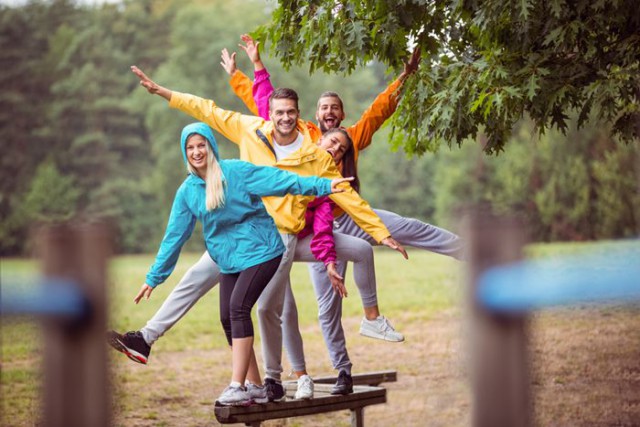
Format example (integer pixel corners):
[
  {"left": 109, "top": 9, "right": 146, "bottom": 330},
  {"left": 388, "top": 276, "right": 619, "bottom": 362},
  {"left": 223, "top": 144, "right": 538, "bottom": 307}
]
[{"left": 214, "top": 385, "right": 386, "bottom": 425}]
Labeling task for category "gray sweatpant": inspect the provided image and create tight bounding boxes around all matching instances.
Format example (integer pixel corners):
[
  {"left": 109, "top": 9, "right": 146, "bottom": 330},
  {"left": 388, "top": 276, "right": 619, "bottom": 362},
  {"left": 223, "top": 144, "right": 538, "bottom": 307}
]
[
  {"left": 307, "top": 208, "right": 465, "bottom": 373},
  {"left": 141, "top": 252, "right": 220, "bottom": 345}
]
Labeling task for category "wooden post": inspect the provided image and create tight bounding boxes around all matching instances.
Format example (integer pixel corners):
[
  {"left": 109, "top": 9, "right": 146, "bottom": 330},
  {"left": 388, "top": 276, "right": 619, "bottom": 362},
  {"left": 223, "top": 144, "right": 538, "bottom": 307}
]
[
  {"left": 464, "top": 212, "right": 531, "bottom": 427},
  {"left": 351, "top": 408, "right": 364, "bottom": 427},
  {"left": 38, "top": 223, "right": 112, "bottom": 427}
]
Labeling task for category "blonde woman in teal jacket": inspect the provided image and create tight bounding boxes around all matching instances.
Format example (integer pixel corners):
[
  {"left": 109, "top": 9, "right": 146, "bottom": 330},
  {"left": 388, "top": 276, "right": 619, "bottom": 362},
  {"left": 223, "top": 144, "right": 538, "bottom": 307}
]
[{"left": 109, "top": 122, "right": 350, "bottom": 406}]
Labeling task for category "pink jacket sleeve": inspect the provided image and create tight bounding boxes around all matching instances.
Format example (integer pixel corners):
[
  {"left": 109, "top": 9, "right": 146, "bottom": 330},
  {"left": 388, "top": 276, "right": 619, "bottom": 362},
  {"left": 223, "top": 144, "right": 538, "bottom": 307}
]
[
  {"left": 309, "top": 197, "right": 337, "bottom": 265},
  {"left": 253, "top": 68, "right": 274, "bottom": 120}
]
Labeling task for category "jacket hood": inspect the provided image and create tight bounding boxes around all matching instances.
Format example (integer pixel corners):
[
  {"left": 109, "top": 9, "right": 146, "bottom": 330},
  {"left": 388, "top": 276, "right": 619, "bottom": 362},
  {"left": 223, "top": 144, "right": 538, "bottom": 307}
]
[{"left": 180, "top": 122, "right": 220, "bottom": 167}]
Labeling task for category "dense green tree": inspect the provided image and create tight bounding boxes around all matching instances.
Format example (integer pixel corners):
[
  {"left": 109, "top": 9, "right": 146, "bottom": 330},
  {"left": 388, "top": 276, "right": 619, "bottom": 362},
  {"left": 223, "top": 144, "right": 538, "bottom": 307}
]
[
  {"left": 259, "top": 0, "right": 640, "bottom": 154},
  {"left": 22, "top": 158, "right": 80, "bottom": 223}
]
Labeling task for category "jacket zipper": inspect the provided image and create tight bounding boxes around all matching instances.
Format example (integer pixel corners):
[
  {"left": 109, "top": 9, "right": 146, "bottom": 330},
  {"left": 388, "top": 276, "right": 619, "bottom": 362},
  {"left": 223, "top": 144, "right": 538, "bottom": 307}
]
[{"left": 255, "top": 129, "right": 277, "bottom": 160}]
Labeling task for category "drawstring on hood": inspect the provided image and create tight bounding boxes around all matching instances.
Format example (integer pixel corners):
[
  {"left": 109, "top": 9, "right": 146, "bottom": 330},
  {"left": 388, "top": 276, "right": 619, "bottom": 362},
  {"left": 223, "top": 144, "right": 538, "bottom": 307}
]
[{"left": 180, "top": 122, "right": 220, "bottom": 170}]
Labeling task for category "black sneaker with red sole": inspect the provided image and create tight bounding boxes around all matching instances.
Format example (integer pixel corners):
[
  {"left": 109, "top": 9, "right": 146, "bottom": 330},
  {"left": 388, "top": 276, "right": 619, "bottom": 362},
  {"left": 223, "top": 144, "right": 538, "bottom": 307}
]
[{"left": 107, "top": 330, "right": 151, "bottom": 364}]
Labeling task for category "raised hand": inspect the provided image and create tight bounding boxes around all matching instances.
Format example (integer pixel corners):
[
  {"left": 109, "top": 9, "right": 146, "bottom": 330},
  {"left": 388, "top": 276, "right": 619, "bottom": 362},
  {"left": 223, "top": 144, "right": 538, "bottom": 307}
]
[
  {"left": 399, "top": 46, "right": 421, "bottom": 82},
  {"left": 239, "top": 33, "right": 261, "bottom": 64},
  {"left": 330, "top": 176, "right": 355, "bottom": 193},
  {"left": 381, "top": 236, "right": 409, "bottom": 259},
  {"left": 220, "top": 48, "right": 237, "bottom": 76},
  {"left": 130, "top": 65, "right": 171, "bottom": 100}
]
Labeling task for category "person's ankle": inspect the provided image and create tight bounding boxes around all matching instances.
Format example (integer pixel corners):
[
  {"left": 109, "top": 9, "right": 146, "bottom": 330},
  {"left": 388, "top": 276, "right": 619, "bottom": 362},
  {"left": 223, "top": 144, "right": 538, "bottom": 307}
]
[{"left": 363, "top": 306, "right": 381, "bottom": 320}]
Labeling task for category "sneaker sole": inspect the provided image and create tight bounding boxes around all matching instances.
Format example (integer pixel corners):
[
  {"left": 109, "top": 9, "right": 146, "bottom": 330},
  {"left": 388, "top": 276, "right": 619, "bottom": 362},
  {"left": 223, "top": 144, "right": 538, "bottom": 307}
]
[
  {"left": 359, "top": 329, "right": 405, "bottom": 342},
  {"left": 108, "top": 336, "right": 148, "bottom": 364},
  {"left": 268, "top": 396, "right": 287, "bottom": 403},
  {"left": 294, "top": 392, "right": 313, "bottom": 400},
  {"left": 252, "top": 397, "right": 269, "bottom": 404}
]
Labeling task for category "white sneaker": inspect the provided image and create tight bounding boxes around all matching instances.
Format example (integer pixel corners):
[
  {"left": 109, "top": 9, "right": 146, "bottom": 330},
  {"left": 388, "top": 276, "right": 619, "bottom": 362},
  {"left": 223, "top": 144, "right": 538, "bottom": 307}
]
[
  {"left": 359, "top": 316, "right": 405, "bottom": 342},
  {"left": 294, "top": 374, "right": 314, "bottom": 399},
  {"left": 245, "top": 382, "right": 269, "bottom": 404},
  {"left": 217, "top": 384, "right": 252, "bottom": 406}
]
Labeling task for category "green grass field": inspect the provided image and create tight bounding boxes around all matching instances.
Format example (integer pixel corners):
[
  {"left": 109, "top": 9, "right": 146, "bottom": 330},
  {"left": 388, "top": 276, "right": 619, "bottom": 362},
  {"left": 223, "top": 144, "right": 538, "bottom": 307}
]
[{"left": 2, "top": 240, "right": 639, "bottom": 426}]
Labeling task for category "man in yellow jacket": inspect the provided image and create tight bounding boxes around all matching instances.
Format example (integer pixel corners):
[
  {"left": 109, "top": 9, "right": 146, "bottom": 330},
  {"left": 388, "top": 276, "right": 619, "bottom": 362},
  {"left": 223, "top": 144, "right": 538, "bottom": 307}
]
[{"left": 118, "top": 66, "right": 406, "bottom": 402}]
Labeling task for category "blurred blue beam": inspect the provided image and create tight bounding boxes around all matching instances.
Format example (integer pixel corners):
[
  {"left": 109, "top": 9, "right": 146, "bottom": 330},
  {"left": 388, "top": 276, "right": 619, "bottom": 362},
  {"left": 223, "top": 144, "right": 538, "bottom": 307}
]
[
  {"left": 478, "top": 253, "right": 640, "bottom": 313},
  {"left": 1, "top": 277, "right": 87, "bottom": 318}
]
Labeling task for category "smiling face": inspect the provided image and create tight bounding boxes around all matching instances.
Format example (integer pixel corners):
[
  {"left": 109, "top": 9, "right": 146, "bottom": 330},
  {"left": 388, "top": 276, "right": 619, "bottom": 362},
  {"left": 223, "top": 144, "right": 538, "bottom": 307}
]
[
  {"left": 185, "top": 134, "right": 208, "bottom": 177},
  {"left": 318, "top": 130, "right": 349, "bottom": 164},
  {"left": 269, "top": 98, "right": 300, "bottom": 141},
  {"left": 316, "top": 95, "right": 345, "bottom": 132}
]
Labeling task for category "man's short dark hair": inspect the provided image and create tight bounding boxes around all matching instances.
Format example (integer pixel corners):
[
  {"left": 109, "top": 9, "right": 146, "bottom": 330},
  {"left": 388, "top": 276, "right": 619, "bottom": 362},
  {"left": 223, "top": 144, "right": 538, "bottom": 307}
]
[
  {"left": 269, "top": 87, "right": 299, "bottom": 110},
  {"left": 317, "top": 91, "right": 344, "bottom": 110}
]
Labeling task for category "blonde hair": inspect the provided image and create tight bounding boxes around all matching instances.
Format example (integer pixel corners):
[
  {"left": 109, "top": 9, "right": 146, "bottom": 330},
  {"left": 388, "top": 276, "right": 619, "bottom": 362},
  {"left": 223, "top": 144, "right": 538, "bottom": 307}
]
[{"left": 186, "top": 137, "right": 225, "bottom": 210}]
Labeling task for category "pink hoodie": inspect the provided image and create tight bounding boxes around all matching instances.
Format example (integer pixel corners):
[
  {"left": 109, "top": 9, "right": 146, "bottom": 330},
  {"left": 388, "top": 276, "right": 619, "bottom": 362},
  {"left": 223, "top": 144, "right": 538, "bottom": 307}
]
[{"left": 252, "top": 68, "right": 337, "bottom": 265}]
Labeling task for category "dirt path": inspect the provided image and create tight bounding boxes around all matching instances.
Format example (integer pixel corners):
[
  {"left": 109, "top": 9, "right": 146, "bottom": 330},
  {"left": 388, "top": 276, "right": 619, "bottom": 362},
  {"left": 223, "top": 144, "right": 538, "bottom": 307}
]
[{"left": 112, "top": 307, "right": 640, "bottom": 426}]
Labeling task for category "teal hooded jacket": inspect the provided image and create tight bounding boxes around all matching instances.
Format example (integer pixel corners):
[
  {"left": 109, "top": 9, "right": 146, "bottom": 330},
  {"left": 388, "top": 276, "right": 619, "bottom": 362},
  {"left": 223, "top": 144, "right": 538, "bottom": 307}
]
[{"left": 145, "top": 122, "right": 332, "bottom": 286}]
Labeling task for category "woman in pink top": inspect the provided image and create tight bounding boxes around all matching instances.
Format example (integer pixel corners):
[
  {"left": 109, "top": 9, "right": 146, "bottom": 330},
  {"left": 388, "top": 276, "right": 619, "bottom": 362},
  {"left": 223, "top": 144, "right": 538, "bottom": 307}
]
[{"left": 296, "top": 128, "right": 361, "bottom": 291}]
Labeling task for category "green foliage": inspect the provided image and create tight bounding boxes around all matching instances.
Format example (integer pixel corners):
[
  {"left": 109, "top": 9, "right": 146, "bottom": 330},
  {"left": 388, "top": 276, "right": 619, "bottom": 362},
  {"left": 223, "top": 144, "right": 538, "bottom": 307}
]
[
  {"left": 259, "top": 0, "right": 640, "bottom": 154},
  {"left": 432, "top": 118, "right": 640, "bottom": 241},
  {"left": 591, "top": 143, "right": 640, "bottom": 237},
  {"left": 23, "top": 159, "right": 80, "bottom": 223}
]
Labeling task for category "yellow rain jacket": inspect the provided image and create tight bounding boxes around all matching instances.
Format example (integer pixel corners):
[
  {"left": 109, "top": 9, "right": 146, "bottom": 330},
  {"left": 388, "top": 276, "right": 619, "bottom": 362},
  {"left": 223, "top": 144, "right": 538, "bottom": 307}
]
[{"left": 169, "top": 91, "right": 391, "bottom": 243}]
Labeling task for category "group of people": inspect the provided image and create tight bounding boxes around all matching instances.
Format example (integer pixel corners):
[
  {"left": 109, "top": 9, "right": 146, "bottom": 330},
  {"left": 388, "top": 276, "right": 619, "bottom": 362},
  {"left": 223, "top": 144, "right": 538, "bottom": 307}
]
[{"left": 107, "top": 35, "right": 464, "bottom": 407}]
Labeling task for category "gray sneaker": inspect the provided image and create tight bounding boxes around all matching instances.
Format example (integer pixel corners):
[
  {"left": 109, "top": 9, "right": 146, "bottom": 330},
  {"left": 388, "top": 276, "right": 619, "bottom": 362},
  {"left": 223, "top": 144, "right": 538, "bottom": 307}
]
[
  {"left": 217, "top": 385, "right": 252, "bottom": 406},
  {"left": 294, "top": 374, "right": 314, "bottom": 399},
  {"left": 245, "top": 382, "right": 269, "bottom": 404},
  {"left": 359, "top": 316, "right": 405, "bottom": 342}
]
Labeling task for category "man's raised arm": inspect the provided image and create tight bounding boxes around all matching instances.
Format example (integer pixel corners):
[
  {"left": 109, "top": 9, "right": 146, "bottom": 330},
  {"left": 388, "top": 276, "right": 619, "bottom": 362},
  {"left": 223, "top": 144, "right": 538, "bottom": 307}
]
[{"left": 347, "top": 46, "right": 421, "bottom": 152}]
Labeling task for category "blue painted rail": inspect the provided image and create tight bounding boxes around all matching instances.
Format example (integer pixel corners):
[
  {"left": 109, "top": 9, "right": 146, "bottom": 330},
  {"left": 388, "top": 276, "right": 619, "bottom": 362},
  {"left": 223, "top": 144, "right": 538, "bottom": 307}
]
[
  {"left": 478, "top": 251, "right": 640, "bottom": 313},
  {"left": 1, "top": 276, "right": 88, "bottom": 318}
]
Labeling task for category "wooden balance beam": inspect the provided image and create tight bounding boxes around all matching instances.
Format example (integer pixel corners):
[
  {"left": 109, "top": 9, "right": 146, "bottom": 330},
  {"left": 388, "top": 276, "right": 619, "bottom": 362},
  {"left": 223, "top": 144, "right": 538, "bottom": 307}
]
[{"left": 214, "top": 370, "right": 397, "bottom": 427}]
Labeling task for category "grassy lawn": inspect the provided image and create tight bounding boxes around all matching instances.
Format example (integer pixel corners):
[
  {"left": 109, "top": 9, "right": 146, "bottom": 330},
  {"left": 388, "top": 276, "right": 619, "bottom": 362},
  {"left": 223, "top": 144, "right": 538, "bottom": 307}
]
[{"left": 1, "top": 240, "right": 639, "bottom": 426}]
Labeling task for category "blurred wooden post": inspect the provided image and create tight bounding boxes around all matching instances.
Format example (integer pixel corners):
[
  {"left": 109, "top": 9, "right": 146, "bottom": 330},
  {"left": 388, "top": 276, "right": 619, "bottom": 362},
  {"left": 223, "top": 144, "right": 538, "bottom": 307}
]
[
  {"left": 38, "top": 223, "right": 111, "bottom": 427},
  {"left": 464, "top": 213, "right": 531, "bottom": 427}
]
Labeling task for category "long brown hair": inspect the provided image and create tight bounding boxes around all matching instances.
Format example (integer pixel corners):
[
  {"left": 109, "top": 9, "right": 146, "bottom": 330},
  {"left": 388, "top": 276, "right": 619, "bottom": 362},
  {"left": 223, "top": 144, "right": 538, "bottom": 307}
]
[{"left": 324, "top": 128, "right": 360, "bottom": 193}]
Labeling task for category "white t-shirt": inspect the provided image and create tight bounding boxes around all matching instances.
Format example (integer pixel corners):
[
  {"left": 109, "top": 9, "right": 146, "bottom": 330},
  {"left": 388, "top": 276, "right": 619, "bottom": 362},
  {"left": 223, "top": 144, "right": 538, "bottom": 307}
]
[{"left": 273, "top": 132, "right": 303, "bottom": 161}]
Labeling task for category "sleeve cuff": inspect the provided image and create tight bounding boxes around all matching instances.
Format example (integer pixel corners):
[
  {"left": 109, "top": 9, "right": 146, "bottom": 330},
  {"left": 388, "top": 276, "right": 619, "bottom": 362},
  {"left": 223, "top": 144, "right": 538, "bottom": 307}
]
[{"left": 254, "top": 68, "right": 270, "bottom": 82}]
